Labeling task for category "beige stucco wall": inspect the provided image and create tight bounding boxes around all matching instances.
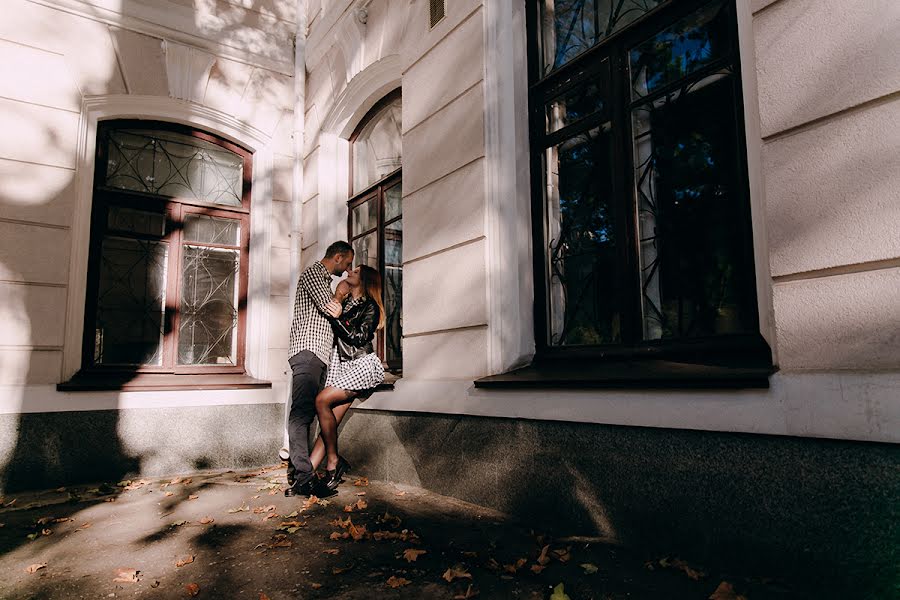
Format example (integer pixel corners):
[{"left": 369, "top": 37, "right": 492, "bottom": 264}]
[
  {"left": 303, "top": 0, "right": 490, "bottom": 379},
  {"left": 753, "top": 0, "right": 900, "bottom": 370},
  {"left": 0, "top": 0, "right": 296, "bottom": 391}
]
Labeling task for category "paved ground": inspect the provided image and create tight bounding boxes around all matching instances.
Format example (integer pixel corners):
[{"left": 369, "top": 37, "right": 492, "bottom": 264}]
[{"left": 0, "top": 466, "right": 804, "bottom": 600}]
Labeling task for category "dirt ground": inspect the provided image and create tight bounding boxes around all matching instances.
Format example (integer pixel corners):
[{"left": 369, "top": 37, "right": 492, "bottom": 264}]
[{"left": 0, "top": 466, "right": 804, "bottom": 599}]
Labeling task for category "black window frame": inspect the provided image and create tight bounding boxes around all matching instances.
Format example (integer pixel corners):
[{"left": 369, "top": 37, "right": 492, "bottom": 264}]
[{"left": 525, "top": 0, "right": 771, "bottom": 367}]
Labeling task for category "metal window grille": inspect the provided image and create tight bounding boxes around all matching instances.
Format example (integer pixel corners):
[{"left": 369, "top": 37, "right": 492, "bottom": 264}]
[{"left": 429, "top": 0, "right": 445, "bottom": 27}]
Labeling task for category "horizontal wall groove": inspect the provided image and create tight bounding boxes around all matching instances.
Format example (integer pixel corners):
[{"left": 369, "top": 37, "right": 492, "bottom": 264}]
[
  {"left": 402, "top": 155, "right": 484, "bottom": 198},
  {"left": 762, "top": 89, "right": 900, "bottom": 143},
  {"left": 399, "top": 5, "right": 483, "bottom": 77},
  {"left": 0, "top": 94, "right": 80, "bottom": 114},
  {"left": 0, "top": 35, "right": 65, "bottom": 56},
  {"left": 402, "top": 323, "right": 487, "bottom": 339},
  {"left": 401, "top": 79, "right": 483, "bottom": 137},
  {"left": 0, "top": 279, "right": 68, "bottom": 288},
  {"left": 0, "top": 345, "right": 62, "bottom": 351},
  {"left": 403, "top": 235, "right": 485, "bottom": 266},
  {"left": 772, "top": 257, "right": 900, "bottom": 284},
  {"left": 0, "top": 217, "right": 71, "bottom": 231},
  {"left": 0, "top": 156, "right": 75, "bottom": 171}
]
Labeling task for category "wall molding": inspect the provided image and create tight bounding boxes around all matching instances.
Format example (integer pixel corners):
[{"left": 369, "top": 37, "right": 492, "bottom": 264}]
[
  {"left": 62, "top": 94, "right": 274, "bottom": 382},
  {"left": 29, "top": 0, "right": 294, "bottom": 75}
]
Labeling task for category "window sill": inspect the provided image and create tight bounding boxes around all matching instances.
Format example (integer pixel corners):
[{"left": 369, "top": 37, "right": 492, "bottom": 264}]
[
  {"left": 474, "top": 359, "right": 776, "bottom": 390},
  {"left": 57, "top": 373, "right": 272, "bottom": 392}
]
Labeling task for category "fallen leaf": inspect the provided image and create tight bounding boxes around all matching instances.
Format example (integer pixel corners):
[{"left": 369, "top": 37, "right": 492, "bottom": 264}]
[
  {"left": 175, "top": 555, "right": 195, "bottom": 568},
  {"left": 386, "top": 575, "right": 411, "bottom": 588},
  {"left": 26, "top": 533, "right": 38, "bottom": 541},
  {"left": 301, "top": 496, "right": 319, "bottom": 511},
  {"left": 263, "top": 513, "right": 279, "bottom": 522},
  {"left": 356, "top": 491, "right": 367, "bottom": 496},
  {"left": 331, "top": 516, "right": 352, "bottom": 528},
  {"left": 453, "top": 584, "right": 480, "bottom": 599},
  {"left": 355, "top": 499, "right": 368, "bottom": 510},
  {"left": 551, "top": 547, "right": 572, "bottom": 563},
  {"left": 253, "top": 505, "right": 276, "bottom": 514},
  {"left": 260, "top": 594, "right": 271, "bottom": 600},
  {"left": 530, "top": 564, "right": 546, "bottom": 574},
  {"left": 165, "top": 491, "right": 175, "bottom": 497},
  {"left": 550, "top": 583, "right": 571, "bottom": 600},
  {"left": 659, "top": 557, "right": 706, "bottom": 581},
  {"left": 503, "top": 558, "right": 527, "bottom": 574},
  {"left": 329, "top": 532, "right": 343, "bottom": 540},
  {"left": 52, "top": 518, "right": 70, "bottom": 524},
  {"left": 395, "top": 490, "right": 407, "bottom": 496},
  {"left": 76, "top": 522, "right": 92, "bottom": 531},
  {"left": 323, "top": 548, "right": 340, "bottom": 555},
  {"left": 348, "top": 522, "right": 368, "bottom": 541},
  {"left": 3, "top": 498, "right": 17, "bottom": 508},
  {"left": 537, "top": 544, "right": 551, "bottom": 566},
  {"left": 310, "top": 583, "right": 322, "bottom": 589},
  {"left": 285, "top": 511, "right": 299, "bottom": 518},
  {"left": 709, "top": 581, "right": 747, "bottom": 600},
  {"left": 56, "top": 487, "right": 66, "bottom": 492},
  {"left": 442, "top": 566, "right": 472, "bottom": 583},
  {"left": 353, "top": 477, "right": 369, "bottom": 487},
  {"left": 182, "top": 478, "right": 192, "bottom": 485},
  {"left": 25, "top": 563, "right": 47, "bottom": 574},
  {"left": 485, "top": 558, "right": 501, "bottom": 571},
  {"left": 41, "top": 528, "right": 52, "bottom": 536},
  {"left": 185, "top": 582, "right": 200, "bottom": 596},
  {"left": 151, "top": 580, "right": 160, "bottom": 588},
  {"left": 36, "top": 517, "right": 55, "bottom": 525},
  {"left": 580, "top": 563, "right": 598, "bottom": 575},
  {"left": 270, "top": 537, "right": 293, "bottom": 548},
  {"left": 402, "top": 549, "right": 427, "bottom": 563},
  {"left": 188, "top": 494, "right": 199, "bottom": 500},
  {"left": 315, "top": 497, "right": 330, "bottom": 507},
  {"left": 113, "top": 568, "right": 141, "bottom": 583},
  {"left": 170, "top": 520, "right": 188, "bottom": 528},
  {"left": 227, "top": 504, "right": 249, "bottom": 513},
  {"left": 199, "top": 517, "right": 215, "bottom": 524}
]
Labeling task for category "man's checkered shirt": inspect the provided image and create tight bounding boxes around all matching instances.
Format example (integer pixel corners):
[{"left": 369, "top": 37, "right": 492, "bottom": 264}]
[{"left": 288, "top": 261, "right": 335, "bottom": 365}]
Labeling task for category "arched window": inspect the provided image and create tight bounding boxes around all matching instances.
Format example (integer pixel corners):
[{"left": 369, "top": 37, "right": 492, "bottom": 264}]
[
  {"left": 348, "top": 91, "right": 402, "bottom": 372},
  {"left": 81, "top": 120, "right": 252, "bottom": 374}
]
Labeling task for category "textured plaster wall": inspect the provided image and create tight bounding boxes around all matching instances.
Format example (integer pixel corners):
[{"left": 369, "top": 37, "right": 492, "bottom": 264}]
[
  {"left": 303, "top": 0, "right": 490, "bottom": 379},
  {"left": 753, "top": 0, "right": 900, "bottom": 370}
]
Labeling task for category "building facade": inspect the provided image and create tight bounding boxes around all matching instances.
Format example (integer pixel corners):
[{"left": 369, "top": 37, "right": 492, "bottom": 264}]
[{"left": 1, "top": 0, "right": 898, "bottom": 590}]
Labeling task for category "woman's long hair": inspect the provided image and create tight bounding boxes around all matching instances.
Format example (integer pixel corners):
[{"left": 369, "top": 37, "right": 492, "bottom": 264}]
[{"left": 359, "top": 265, "right": 386, "bottom": 330}]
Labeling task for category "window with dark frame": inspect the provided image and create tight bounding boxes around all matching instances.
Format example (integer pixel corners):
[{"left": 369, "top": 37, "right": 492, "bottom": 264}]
[
  {"left": 348, "top": 91, "right": 403, "bottom": 373},
  {"left": 527, "top": 0, "right": 769, "bottom": 363},
  {"left": 80, "top": 121, "right": 252, "bottom": 376}
]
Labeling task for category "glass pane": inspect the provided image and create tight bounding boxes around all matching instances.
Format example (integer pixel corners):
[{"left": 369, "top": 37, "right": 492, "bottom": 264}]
[
  {"left": 351, "top": 199, "right": 378, "bottom": 237},
  {"left": 107, "top": 206, "right": 165, "bottom": 236},
  {"left": 94, "top": 237, "right": 168, "bottom": 365},
  {"left": 629, "top": 0, "right": 730, "bottom": 99},
  {"left": 352, "top": 98, "right": 402, "bottom": 194},
  {"left": 352, "top": 233, "right": 378, "bottom": 269},
  {"left": 384, "top": 184, "right": 402, "bottom": 222},
  {"left": 384, "top": 264, "right": 403, "bottom": 367},
  {"left": 385, "top": 219, "right": 402, "bottom": 267},
  {"left": 539, "top": 0, "right": 666, "bottom": 75},
  {"left": 545, "top": 61, "right": 609, "bottom": 133},
  {"left": 632, "top": 70, "right": 755, "bottom": 340},
  {"left": 184, "top": 214, "right": 240, "bottom": 246},
  {"left": 178, "top": 246, "right": 239, "bottom": 365},
  {"left": 545, "top": 124, "right": 620, "bottom": 346},
  {"left": 105, "top": 130, "right": 243, "bottom": 206}
]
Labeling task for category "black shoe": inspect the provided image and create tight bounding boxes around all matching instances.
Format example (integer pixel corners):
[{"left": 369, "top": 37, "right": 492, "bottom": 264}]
[
  {"left": 324, "top": 456, "right": 351, "bottom": 491},
  {"left": 310, "top": 476, "right": 338, "bottom": 498},
  {"left": 283, "top": 479, "right": 314, "bottom": 497}
]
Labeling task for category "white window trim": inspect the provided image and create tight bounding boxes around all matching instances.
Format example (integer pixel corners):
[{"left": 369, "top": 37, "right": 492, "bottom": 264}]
[{"left": 62, "top": 95, "right": 275, "bottom": 382}]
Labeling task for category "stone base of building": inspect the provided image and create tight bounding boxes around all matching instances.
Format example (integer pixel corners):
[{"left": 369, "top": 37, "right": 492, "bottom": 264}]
[
  {"left": 0, "top": 403, "right": 283, "bottom": 494},
  {"left": 338, "top": 409, "right": 899, "bottom": 597}
]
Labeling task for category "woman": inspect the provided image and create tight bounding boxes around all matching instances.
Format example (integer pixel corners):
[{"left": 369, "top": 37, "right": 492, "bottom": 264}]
[{"left": 313, "top": 264, "right": 385, "bottom": 491}]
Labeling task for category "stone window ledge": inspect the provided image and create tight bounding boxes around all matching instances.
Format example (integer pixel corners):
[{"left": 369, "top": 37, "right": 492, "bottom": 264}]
[
  {"left": 474, "top": 359, "right": 775, "bottom": 390},
  {"left": 57, "top": 373, "right": 272, "bottom": 392}
]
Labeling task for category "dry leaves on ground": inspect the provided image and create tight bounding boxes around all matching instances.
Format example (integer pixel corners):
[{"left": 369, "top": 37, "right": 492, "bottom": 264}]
[
  {"left": 332, "top": 563, "right": 354, "bottom": 575},
  {"left": 41, "top": 528, "right": 52, "bottom": 536},
  {"left": 25, "top": 563, "right": 47, "bottom": 574},
  {"left": 113, "top": 568, "right": 141, "bottom": 583},
  {"left": 343, "top": 499, "right": 368, "bottom": 512},
  {"left": 227, "top": 503, "right": 249, "bottom": 513},
  {"left": 310, "top": 583, "right": 323, "bottom": 589},
  {"left": 260, "top": 594, "right": 271, "bottom": 600},
  {"left": 550, "top": 583, "right": 571, "bottom": 600},
  {"left": 386, "top": 575, "right": 411, "bottom": 588},
  {"left": 402, "top": 549, "right": 427, "bottom": 563},
  {"left": 170, "top": 520, "right": 188, "bottom": 528},
  {"left": 76, "top": 522, "right": 92, "bottom": 531},
  {"left": 188, "top": 494, "right": 199, "bottom": 500},
  {"left": 453, "top": 584, "right": 479, "bottom": 599},
  {"left": 353, "top": 477, "right": 369, "bottom": 487},
  {"left": 164, "top": 491, "right": 175, "bottom": 497},
  {"left": 379, "top": 511, "right": 402, "bottom": 528},
  {"left": 269, "top": 534, "right": 293, "bottom": 549},
  {"left": 395, "top": 490, "right": 407, "bottom": 497},
  {"left": 253, "top": 505, "right": 276, "bottom": 514},
  {"left": 322, "top": 548, "right": 340, "bottom": 555},
  {"left": 709, "top": 581, "right": 747, "bottom": 600},
  {"left": 356, "top": 491, "right": 366, "bottom": 496},
  {"left": 443, "top": 566, "right": 473, "bottom": 583},
  {"left": 657, "top": 557, "right": 706, "bottom": 581},
  {"left": 537, "top": 545, "right": 551, "bottom": 566},
  {"left": 530, "top": 564, "right": 546, "bottom": 574},
  {"left": 185, "top": 582, "right": 200, "bottom": 597},
  {"left": 199, "top": 516, "right": 215, "bottom": 524},
  {"left": 580, "top": 563, "right": 598, "bottom": 575},
  {"left": 503, "top": 558, "right": 527, "bottom": 574},
  {"left": 175, "top": 555, "right": 195, "bottom": 567}
]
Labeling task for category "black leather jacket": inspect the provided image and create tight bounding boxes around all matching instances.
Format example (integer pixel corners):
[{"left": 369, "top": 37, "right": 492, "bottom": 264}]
[{"left": 330, "top": 298, "right": 380, "bottom": 361}]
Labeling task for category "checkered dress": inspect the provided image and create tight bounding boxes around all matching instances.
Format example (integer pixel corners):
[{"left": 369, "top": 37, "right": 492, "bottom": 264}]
[
  {"left": 288, "top": 261, "right": 335, "bottom": 365},
  {"left": 324, "top": 296, "right": 385, "bottom": 392}
]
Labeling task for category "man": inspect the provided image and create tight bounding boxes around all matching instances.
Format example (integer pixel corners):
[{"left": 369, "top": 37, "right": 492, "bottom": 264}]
[{"left": 284, "top": 241, "right": 354, "bottom": 497}]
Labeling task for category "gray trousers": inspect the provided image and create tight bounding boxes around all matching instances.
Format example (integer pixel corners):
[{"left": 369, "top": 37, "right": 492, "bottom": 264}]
[{"left": 287, "top": 350, "right": 326, "bottom": 486}]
